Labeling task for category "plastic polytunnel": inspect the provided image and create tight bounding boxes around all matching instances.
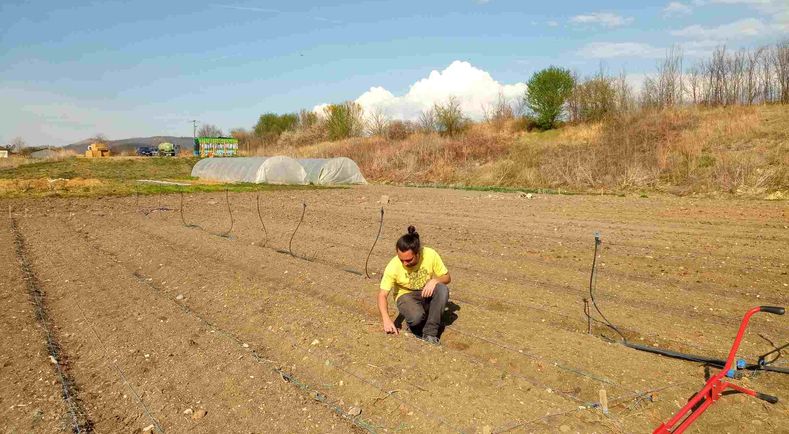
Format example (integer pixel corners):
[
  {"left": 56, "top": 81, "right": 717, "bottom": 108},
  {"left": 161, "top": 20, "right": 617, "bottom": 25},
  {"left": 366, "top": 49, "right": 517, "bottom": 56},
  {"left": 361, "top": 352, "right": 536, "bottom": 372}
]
[
  {"left": 297, "top": 157, "right": 367, "bottom": 185},
  {"left": 191, "top": 156, "right": 308, "bottom": 185}
]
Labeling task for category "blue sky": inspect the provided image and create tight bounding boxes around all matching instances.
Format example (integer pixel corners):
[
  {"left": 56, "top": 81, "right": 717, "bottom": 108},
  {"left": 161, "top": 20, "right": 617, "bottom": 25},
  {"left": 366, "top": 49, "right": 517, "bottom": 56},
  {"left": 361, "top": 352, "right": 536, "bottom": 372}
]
[{"left": 1, "top": 0, "right": 786, "bottom": 145}]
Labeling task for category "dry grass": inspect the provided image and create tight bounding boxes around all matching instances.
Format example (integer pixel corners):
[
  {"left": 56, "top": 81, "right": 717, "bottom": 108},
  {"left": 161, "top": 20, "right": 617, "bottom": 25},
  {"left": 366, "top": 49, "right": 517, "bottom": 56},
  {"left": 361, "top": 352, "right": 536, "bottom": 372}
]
[{"left": 263, "top": 105, "right": 786, "bottom": 196}]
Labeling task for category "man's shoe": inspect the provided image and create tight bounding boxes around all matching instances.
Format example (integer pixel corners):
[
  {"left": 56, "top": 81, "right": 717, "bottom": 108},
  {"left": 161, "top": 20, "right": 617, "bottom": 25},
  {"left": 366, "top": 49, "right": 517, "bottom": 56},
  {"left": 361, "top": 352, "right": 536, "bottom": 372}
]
[{"left": 423, "top": 335, "right": 440, "bottom": 345}]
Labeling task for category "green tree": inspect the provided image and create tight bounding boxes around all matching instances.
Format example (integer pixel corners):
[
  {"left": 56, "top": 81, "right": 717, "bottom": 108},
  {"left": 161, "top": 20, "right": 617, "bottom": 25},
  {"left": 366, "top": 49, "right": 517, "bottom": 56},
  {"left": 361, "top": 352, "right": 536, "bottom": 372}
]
[
  {"left": 324, "top": 101, "right": 364, "bottom": 140},
  {"left": 254, "top": 113, "right": 298, "bottom": 141},
  {"left": 525, "top": 66, "right": 575, "bottom": 130}
]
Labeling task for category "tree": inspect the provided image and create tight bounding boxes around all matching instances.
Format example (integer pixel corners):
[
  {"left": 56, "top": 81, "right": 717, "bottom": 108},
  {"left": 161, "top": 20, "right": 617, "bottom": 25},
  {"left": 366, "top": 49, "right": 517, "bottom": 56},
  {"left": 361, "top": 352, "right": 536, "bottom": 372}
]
[
  {"left": 253, "top": 113, "right": 298, "bottom": 142},
  {"left": 11, "top": 136, "right": 26, "bottom": 152},
  {"left": 91, "top": 133, "right": 108, "bottom": 144},
  {"left": 366, "top": 108, "right": 390, "bottom": 136},
  {"left": 418, "top": 108, "right": 436, "bottom": 133},
  {"left": 324, "top": 101, "right": 365, "bottom": 140},
  {"left": 525, "top": 66, "right": 575, "bottom": 130},
  {"left": 434, "top": 96, "right": 469, "bottom": 136},
  {"left": 198, "top": 124, "right": 224, "bottom": 137}
]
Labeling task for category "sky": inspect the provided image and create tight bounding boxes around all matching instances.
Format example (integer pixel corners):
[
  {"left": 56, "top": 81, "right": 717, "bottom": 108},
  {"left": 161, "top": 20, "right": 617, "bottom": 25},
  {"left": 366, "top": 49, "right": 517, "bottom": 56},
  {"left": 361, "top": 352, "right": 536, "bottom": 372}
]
[{"left": 1, "top": 0, "right": 786, "bottom": 146}]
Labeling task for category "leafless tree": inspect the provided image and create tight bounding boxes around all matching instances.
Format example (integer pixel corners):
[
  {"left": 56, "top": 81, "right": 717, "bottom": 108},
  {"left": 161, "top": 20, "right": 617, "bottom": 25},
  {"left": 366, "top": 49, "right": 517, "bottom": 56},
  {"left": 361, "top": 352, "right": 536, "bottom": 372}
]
[
  {"left": 11, "top": 136, "right": 26, "bottom": 152},
  {"left": 366, "top": 108, "right": 390, "bottom": 137},
  {"left": 418, "top": 108, "right": 436, "bottom": 133},
  {"left": 197, "top": 124, "right": 223, "bottom": 137}
]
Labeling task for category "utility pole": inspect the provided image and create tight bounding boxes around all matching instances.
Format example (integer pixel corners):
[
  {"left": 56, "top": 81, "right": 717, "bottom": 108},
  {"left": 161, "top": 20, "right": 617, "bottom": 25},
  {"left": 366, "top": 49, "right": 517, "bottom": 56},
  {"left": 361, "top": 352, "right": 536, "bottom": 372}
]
[
  {"left": 190, "top": 120, "right": 199, "bottom": 139},
  {"left": 190, "top": 120, "right": 200, "bottom": 157}
]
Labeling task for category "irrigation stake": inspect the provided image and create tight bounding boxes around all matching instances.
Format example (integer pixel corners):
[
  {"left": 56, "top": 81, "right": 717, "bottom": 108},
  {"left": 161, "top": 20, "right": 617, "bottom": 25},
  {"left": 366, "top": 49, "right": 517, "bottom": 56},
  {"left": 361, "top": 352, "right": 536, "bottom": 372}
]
[
  {"left": 256, "top": 193, "right": 268, "bottom": 247},
  {"left": 364, "top": 207, "right": 385, "bottom": 279},
  {"left": 220, "top": 188, "right": 234, "bottom": 238}
]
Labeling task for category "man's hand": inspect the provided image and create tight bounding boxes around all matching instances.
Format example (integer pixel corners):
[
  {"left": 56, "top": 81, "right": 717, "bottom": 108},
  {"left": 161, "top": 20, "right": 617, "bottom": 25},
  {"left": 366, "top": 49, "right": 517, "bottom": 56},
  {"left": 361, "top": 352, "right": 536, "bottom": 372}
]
[
  {"left": 382, "top": 318, "right": 399, "bottom": 334},
  {"left": 422, "top": 279, "right": 438, "bottom": 298}
]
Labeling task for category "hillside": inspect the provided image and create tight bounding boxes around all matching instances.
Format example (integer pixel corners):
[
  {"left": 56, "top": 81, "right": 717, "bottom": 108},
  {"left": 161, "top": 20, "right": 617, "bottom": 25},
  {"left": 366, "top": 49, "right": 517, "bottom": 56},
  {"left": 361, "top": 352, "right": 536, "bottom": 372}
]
[
  {"left": 64, "top": 136, "right": 195, "bottom": 155},
  {"left": 266, "top": 105, "right": 788, "bottom": 197}
]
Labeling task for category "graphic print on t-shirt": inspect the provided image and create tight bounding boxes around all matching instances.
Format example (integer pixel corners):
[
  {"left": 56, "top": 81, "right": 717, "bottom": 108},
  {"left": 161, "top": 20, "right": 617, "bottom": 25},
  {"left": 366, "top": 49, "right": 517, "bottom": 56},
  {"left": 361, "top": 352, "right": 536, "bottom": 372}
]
[{"left": 406, "top": 268, "right": 430, "bottom": 290}]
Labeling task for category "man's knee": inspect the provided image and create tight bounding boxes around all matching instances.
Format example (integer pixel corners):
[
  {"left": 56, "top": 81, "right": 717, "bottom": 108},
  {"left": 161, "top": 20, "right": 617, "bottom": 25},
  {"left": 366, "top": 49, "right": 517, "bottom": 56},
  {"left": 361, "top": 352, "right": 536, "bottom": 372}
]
[
  {"left": 434, "top": 283, "right": 449, "bottom": 300},
  {"left": 397, "top": 297, "right": 426, "bottom": 326},
  {"left": 402, "top": 308, "right": 426, "bottom": 326}
]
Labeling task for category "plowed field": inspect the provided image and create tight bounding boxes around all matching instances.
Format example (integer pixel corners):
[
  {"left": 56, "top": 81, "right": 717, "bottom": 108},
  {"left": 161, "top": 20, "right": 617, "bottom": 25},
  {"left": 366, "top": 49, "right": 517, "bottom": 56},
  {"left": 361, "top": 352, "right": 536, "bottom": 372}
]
[{"left": 1, "top": 185, "right": 787, "bottom": 433}]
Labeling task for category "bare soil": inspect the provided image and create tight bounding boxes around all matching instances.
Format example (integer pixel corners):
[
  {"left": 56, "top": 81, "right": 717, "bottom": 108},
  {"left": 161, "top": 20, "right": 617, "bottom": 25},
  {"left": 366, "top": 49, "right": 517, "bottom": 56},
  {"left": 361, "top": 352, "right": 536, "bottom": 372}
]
[{"left": 1, "top": 185, "right": 787, "bottom": 433}]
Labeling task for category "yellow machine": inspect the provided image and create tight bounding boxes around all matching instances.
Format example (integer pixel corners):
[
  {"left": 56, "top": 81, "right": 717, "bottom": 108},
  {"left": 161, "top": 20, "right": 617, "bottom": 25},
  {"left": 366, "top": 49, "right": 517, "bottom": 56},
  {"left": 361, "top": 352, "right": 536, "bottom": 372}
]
[{"left": 85, "top": 142, "right": 110, "bottom": 158}]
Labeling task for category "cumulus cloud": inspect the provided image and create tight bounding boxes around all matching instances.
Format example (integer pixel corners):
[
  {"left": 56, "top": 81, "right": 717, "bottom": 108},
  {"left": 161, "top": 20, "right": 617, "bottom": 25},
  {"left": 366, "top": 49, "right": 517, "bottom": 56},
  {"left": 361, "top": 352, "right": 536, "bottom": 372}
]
[
  {"left": 313, "top": 61, "right": 527, "bottom": 121},
  {"left": 578, "top": 42, "right": 664, "bottom": 58},
  {"left": 570, "top": 12, "right": 634, "bottom": 27},
  {"left": 663, "top": 2, "right": 693, "bottom": 16}
]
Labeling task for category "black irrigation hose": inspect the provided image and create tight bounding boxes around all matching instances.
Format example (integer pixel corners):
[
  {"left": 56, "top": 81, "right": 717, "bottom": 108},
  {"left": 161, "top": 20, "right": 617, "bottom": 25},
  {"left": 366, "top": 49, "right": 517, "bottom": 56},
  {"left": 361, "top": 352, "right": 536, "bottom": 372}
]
[
  {"left": 288, "top": 203, "right": 307, "bottom": 257},
  {"left": 364, "top": 207, "right": 384, "bottom": 279},
  {"left": 587, "top": 233, "right": 626, "bottom": 341},
  {"left": 256, "top": 193, "right": 268, "bottom": 247},
  {"left": 220, "top": 189, "right": 234, "bottom": 238},
  {"left": 587, "top": 232, "right": 789, "bottom": 375},
  {"left": 179, "top": 191, "right": 197, "bottom": 228},
  {"left": 11, "top": 218, "right": 93, "bottom": 433}
]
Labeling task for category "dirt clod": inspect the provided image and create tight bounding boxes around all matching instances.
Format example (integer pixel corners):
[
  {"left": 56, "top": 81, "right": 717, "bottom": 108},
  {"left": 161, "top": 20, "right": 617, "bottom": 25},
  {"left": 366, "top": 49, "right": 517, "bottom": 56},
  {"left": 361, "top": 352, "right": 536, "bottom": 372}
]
[{"left": 191, "top": 409, "right": 207, "bottom": 420}]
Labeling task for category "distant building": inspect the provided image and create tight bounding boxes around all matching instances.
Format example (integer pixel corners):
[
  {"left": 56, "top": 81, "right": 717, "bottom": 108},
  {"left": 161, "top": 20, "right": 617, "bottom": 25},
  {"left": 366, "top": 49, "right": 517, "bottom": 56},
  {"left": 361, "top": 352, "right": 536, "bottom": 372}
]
[{"left": 194, "top": 137, "right": 238, "bottom": 157}]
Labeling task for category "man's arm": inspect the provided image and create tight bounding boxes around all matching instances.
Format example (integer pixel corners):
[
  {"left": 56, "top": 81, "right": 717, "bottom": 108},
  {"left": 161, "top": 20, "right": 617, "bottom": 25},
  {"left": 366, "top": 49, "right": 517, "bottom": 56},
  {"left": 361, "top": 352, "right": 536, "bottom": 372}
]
[
  {"left": 422, "top": 273, "right": 451, "bottom": 297},
  {"left": 378, "top": 290, "right": 399, "bottom": 334}
]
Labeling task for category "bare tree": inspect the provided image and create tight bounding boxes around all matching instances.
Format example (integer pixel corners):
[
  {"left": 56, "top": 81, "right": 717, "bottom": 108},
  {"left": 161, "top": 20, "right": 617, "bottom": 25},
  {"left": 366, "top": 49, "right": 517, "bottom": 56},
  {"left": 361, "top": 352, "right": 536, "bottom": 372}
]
[
  {"left": 197, "top": 124, "right": 224, "bottom": 137},
  {"left": 91, "top": 133, "right": 109, "bottom": 144},
  {"left": 418, "top": 108, "right": 436, "bottom": 133},
  {"left": 11, "top": 136, "right": 26, "bottom": 153},
  {"left": 366, "top": 108, "right": 390, "bottom": 136},
  {"left": 775, "top": 40, "right": 789, "bottom": 104}
]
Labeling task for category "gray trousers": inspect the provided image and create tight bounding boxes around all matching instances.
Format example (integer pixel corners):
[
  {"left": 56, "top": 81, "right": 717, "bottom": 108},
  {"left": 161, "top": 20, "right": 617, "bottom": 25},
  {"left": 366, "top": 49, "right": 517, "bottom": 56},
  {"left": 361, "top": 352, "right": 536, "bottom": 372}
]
[{"left": 396, "top": 283, "right": 449, "bottom": 338}]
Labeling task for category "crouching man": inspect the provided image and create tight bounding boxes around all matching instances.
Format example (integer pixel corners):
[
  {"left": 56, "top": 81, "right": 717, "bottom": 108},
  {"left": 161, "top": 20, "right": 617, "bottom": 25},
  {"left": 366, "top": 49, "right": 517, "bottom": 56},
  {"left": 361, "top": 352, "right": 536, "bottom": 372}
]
[{"left": 378, "top": 225, "right": 451, "bottom": 345}]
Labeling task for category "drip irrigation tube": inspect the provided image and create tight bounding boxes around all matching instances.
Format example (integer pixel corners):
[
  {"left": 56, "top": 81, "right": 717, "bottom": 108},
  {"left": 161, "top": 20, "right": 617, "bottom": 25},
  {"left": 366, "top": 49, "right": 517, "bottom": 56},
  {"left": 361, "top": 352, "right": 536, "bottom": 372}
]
[
  {"left": 364, "top": 207, "right": 384, "bottom": 279},
  {"left": 220, "top": 189, "right": 234, "bottom": 238},
  {"left": 256, "top": 193, "right": 268, "bottom": 247},
  {"left": 586, "top": 232, "right": 788, "bottom": 375},
  {"left": 11, "top": 218, "right": 93, "bottom": 433}
]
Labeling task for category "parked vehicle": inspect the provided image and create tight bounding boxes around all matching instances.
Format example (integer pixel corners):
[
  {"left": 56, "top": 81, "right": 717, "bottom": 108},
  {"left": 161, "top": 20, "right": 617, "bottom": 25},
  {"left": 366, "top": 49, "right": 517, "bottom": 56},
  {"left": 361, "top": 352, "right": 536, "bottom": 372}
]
[{"left": 136, "top": 146, "right": 157, "bottom": 156}]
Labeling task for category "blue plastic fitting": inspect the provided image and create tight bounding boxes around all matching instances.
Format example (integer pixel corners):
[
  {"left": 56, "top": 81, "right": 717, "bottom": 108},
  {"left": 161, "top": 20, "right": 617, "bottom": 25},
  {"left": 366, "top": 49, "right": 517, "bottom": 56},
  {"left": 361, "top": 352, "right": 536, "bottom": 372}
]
[{"left": 736, "top": 359, "right": 746, "bottom": 369}]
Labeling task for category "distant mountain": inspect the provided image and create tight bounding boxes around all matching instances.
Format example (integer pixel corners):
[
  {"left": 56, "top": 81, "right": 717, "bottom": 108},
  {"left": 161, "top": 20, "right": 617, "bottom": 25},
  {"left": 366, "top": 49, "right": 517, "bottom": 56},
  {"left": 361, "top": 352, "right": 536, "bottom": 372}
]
[{"left": 63, "top": 136, "right": 195, "bottom": 154}]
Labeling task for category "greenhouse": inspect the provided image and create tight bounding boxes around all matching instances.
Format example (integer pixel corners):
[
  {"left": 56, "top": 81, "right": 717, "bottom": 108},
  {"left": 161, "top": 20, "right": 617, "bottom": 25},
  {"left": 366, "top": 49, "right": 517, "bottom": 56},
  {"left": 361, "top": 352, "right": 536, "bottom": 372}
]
[
  {"left": 191, "top": 156, "right": 308, "bottom": 185},
  {"left": 297, "top": 157, "right": 367, "bottom": 185}
]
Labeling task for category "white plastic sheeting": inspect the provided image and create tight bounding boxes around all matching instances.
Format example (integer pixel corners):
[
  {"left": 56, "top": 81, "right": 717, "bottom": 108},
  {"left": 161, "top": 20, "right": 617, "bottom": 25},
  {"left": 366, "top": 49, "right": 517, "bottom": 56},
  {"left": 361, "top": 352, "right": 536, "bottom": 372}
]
[
  {"left": 191, "top": 156, "right": 308, "bottom": 185},
  {"left": 297, "top": 157, "right": 367, "bottom": 185}
]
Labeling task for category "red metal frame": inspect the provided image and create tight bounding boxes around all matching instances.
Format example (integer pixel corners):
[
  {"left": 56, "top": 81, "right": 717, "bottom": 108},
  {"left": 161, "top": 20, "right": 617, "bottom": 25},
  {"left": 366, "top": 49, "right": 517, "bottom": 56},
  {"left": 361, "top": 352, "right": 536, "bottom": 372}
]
[{"left": 653, "top": 306, "right": 782, "bottom": 434}]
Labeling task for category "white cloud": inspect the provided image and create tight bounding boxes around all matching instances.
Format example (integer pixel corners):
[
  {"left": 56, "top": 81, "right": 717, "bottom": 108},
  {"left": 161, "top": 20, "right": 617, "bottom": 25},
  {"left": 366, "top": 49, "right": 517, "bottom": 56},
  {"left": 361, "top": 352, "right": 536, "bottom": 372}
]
[
  {"left": 670, "top": 17, "right": 768, "bottom": 38},
  {"left": 577, "top": 42, "right": 664, "bottom": 58},
  {"left": 313, "top": 61, "right": 527, "bottom": 121},
  {"left": 570, "top": 12, "right": 634, "bottom": 27},
  {"left": 547, "top": 20, "right": 559, "bottom": 27},
  {"left": 663, "top": 2, "right": 693, "bottom": 16}
]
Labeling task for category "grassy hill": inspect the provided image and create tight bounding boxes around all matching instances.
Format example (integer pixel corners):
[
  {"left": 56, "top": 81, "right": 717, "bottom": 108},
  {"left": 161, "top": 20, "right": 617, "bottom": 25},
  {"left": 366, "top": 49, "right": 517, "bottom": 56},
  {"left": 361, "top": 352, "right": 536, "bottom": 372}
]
[{"left": 271, "top": 105, "right": 787, "bottom": 197}]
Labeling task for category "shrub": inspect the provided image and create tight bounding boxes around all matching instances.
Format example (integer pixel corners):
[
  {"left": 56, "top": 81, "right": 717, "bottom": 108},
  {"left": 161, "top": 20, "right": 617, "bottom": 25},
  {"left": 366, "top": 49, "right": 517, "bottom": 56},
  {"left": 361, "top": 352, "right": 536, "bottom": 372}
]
[{"left": 386, "top": 120, "right": 413, "bottom": 140}]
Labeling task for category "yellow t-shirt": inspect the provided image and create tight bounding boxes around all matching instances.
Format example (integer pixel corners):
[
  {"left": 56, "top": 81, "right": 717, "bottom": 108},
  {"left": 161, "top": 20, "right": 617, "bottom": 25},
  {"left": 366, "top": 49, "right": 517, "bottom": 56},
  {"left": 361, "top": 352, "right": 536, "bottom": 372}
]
[{"left": 379, "top": 247, "right": 448, "bottom": 301}]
